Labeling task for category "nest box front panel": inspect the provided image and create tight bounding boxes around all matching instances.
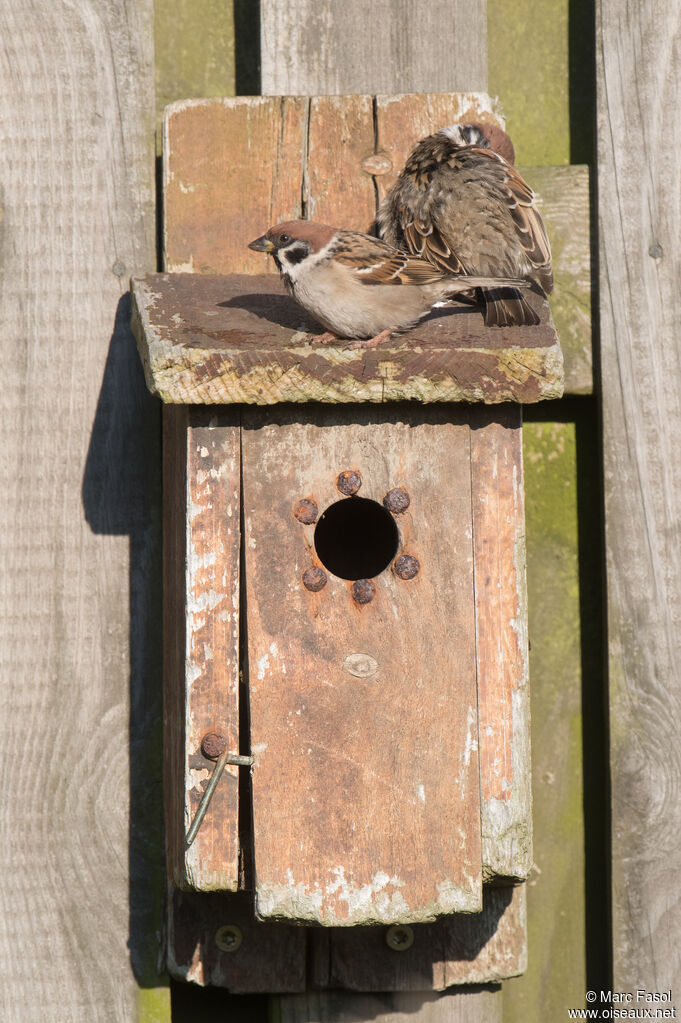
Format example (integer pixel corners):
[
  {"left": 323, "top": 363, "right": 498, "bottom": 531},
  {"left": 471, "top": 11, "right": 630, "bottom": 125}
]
[{"left": 241, "top": 406, "right": 482, "bottom": 926}]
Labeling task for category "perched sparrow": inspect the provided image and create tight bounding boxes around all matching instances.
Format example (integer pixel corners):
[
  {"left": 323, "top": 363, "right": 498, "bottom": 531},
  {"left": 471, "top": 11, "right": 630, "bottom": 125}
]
[
  {"left": 377, "top": 123, "right": 553, "bottom": 327},
  {"left": 248, "top": 219, "right": 530, "bottom": 347}
]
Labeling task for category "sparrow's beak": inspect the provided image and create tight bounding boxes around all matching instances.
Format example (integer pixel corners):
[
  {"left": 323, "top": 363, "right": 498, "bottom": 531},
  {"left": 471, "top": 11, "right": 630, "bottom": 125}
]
[{"left": 248, "top": 234, "right": 275, "bottom": 253}]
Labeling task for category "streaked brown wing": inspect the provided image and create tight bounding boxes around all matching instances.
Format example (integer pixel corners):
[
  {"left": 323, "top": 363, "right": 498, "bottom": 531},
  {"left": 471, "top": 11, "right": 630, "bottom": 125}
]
[
  {"left": 334, "top": 238, "right": 447, "bottom": 286},
  {"left": 402, "top": 219, "right": 467, "bottom": 276}
]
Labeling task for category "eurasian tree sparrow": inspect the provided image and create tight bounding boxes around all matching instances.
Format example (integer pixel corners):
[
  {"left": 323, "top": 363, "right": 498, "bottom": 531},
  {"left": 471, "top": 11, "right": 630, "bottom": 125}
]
[
  {"left": 377, "top": 123, "right": 553, "bottom": 327},
  {"left": 248, "top": 219, "right": 531, "bottom": 347}
]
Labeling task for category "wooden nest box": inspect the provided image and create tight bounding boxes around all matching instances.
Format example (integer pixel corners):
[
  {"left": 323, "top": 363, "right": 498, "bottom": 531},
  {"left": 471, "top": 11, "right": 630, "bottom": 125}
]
[{"left": 132, "top": 93, "right": 563, "bottom": 993}]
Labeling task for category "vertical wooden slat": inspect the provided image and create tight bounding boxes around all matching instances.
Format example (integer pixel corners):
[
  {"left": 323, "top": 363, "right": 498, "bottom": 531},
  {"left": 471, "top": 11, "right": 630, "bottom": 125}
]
[
  {"left": 278, "top": 988, "right": 503, "bottom": 1023},
  {"left": 471, "top": 407, "right": 531, "bottom": 882},
  {"left": 0, "top": 0, "right": 158, "bottom": 1019},
  {"left": 260, "top": 1, "right": 502, "bottom": 1018},
  {"left": 181, "top": 409, "right": 241, "bottom": 890},
  {"left": 597, "top": 0, "right": 681, "bottom": 994},
  {"left": 163, "top": 96, "right": 308, "bottom": 273},
  {"left": 260, "top": 0, "right": 487, "bottom": 95},
  {"left": 306, "top": 95, "right": 376, "bottom": 229}
]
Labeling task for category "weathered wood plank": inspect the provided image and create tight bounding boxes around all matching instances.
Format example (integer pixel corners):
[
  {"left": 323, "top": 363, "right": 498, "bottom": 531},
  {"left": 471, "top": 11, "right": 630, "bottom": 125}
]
[
  {"left": 179, "top": 410, "right": 241, "bottom": 891},
  {"left": 315, "top": 884, "right": 526, "bottom": 989},
  {"left": 163, "top": 96, "right": 308, "bottom": 274},
  {"left": 0, "top": 0, "right": 159, "bottom": 1019},
  {"left": 241, "top": 406, "right": 482, "bottom": 926},
  {"left": 519, "top": 166, "right": 592, "bottom": 395},
  {"left": 502, "top": 417, "right": 590, "bottom": 1020},
  {"left": 471, "top": 408, "right": 532, "bottom": 881},
  {"left": 597, "top": 0, "right": 681, "bottom": 995},
  {"left": 278, "top": 988, "right": 502, "bottom": 1023},
  {"left": 260, "top": 0, "right": 487, "bottom": 96},
  {"left": 306, "top": 95, "right": 376, "bottom": 229},
  {"left": 168, "top": 890, "right": 306, "bottom": 992},
  {"left": 131, "top": 273, "right": 563, "bottom": 406}
]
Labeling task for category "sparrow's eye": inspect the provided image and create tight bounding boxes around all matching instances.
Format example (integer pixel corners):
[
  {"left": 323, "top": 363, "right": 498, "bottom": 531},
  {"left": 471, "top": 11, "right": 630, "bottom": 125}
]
[{"left": 279, "top": 233, "right": 291, "bottom": 244}]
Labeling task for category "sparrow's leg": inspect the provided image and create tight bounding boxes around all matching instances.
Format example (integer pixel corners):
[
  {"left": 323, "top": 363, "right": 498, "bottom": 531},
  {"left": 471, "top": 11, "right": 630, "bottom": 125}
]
[
  {"left": 310, "top": 330, "right": 339, "bottom": 345},
  {"left": 348, "top": 328, "right": 394, "bottom": 350}
]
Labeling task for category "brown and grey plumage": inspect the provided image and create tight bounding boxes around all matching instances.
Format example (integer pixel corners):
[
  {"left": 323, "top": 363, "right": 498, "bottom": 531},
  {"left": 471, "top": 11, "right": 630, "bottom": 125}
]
[
  {"left": 377, "top": 123, "right": 553, "bottom": 327},
  {"left": 248, "top": 218, "right": 532, "bottom": 346}
]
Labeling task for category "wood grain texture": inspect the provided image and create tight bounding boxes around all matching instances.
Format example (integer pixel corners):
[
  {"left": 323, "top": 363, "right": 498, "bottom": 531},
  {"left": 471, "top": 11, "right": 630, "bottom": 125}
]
[
  {"left": 519, "top": 166, "right": 592, "bottom": 395},
  {"left": 502, "top": 419, "right": 589, "bottom": 1021},
  {"left": 306, "top": 95, "right": 376, "bottom": 229},
  {"left": 131, "top": 272, "right": 564, "bottom": 406},
  {"left": 314, "top": 884, "right": 526, "bottom": 989},
  {"left": 241, "top": 406, "right": 482, "bottom": 926},
  {"left": 597, "top": 0, "right": 681, "bottom": 994},
  {"left": 180, "top": 410, "right": 241, "bottom": 891},
  {"left": 471, "top": 408, "right": 532, "bottom": 881},
  {"left": 278, "top": 988, "right": 502, "bottom": 1023},
  {"left": 168, "top": 890, "right": 306, "bottom": 992},
  {"left": 260, "top": 0, "right": 487, "bottom": 96},
  {"left": 0, "top": 0, "right": 158, "bottom": 1019},
  {"left": 163, "top": 96, "right": 308, "bottom": 274}
]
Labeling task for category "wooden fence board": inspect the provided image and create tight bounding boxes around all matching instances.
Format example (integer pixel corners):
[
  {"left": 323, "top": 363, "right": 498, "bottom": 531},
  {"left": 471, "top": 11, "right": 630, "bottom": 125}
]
[
  {"left": 0, "top": 0, "right": 158, "bottom": 1019},
  {"left": 306, "top": 95, "right": 376, "bottom": 229},
  {"left": 597, "top": 0, "right": 681, "bottom": 995},
  {"left": 260, "top": 0, "right": 487, "bottom": 96},
  {"left": 241, "top": 406, "right": 482, "bottom": 926},
  {"left": 163, "top": 96, "right": 308, "bottom": 274},
  {"left": 471, "top": 408, "right": 532, "bottom": 881}
]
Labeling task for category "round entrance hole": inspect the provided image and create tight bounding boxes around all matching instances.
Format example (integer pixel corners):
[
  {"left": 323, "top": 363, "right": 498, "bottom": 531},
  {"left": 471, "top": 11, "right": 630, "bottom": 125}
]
[{"left": 314, "top": 497, "right": 399, "bottom": 581}]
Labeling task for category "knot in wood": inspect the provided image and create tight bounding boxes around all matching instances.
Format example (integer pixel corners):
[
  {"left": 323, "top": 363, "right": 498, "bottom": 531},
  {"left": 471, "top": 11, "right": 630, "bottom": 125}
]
[{"left": 361, "top": 151, "right": 393, "bottom": 176}]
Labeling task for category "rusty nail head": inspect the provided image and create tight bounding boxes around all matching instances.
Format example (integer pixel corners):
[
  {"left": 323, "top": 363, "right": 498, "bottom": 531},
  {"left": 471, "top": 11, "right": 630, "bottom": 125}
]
[
  {"left": 352, "top": 578, "right": 376, "bottom": 604},
  {"left": 294, "top": 498, "right": 319, "bottom": 524},
  {"left": 303, "top": 566, "right": 327, "bottom": 592},
  {"left": 201, "top": 731, "right": 227, "bottom": 760},
  {"left": 394, "top": 554, "right": 420, "bottom": 580},
  {"left": 383, "top": 487, "right": 410, "bottom": 514},
  {"left": 386, "top": 925, "right": 414, "bottom": 952},
  {"left": 336, "top": 469, "right": 362, "bottom": 495},
  {"left": 215, "top": 924, "right": 243, "bottom": 953}
]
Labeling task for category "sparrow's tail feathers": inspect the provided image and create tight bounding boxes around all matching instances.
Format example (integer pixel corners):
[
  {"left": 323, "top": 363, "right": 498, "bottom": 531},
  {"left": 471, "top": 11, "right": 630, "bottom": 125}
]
[{"left": 481, "top": 287, "right": 541, "bottom": 327}]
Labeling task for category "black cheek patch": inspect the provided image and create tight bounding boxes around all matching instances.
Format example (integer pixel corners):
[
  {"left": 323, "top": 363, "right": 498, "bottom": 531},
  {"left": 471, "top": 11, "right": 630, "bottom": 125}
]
[{"left": 283, "top": 244, "right": 309, "bottom": 266}]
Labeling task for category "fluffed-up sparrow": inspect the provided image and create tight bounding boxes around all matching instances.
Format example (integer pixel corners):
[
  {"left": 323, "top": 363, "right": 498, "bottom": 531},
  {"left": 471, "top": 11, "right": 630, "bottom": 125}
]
[
  {"left": 377, "top": 123, "right": 553, "bottom": 327},
  {"left": 248, "top": 218, "right": 531, "bottom": 347}
]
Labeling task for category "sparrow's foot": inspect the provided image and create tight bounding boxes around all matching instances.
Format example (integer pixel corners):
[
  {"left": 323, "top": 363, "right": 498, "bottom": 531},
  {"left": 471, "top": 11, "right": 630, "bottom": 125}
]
[
  {"left": 310, "top": 330, "right": 339, "bottom": 345},
  {"left": 348, "top": 328, "right": 394, "bottom": 350}
]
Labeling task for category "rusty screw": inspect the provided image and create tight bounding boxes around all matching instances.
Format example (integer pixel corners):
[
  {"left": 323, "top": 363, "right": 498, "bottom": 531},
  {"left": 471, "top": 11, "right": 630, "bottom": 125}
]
[
  {"left": 303, "top": 566, "right": 328, "bottom": 592},
  {"left": 394, "top": 554, "right": 420, "bottom": 580},
  {"left": 336, "top": 469, "right": 362, "bottom": 496},
  {"left": 383, "top": 487, "right": 411, "bottom": 514},
  {"left": 385, "top": 925, "right": 414, "bottom": 952},
  {"left": 351, "top": 578, "right": 376, "bottom": 604},
  {"left": 215, "top": 924, "right": 243, "bottom": 953},
  {"left": 294, "top": 498, "right": 319, "bottom": 524},
  {"left": 201, "top": 731, "right": 227, "bottom": 760}
]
